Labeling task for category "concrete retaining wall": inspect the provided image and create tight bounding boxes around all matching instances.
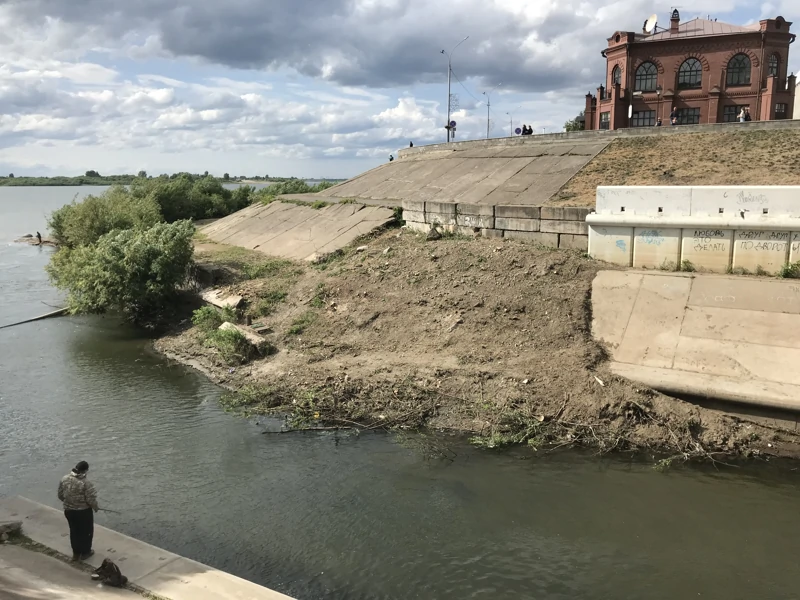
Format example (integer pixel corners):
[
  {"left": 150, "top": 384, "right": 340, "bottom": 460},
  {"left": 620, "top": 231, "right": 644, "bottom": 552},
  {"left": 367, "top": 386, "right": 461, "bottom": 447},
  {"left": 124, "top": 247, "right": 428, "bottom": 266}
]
[
  {"left": 402, "top": 200, "right": 590, "bottom": 251},
  {"left": 588, "top": 186, "right": 800, "bottom": 273}
]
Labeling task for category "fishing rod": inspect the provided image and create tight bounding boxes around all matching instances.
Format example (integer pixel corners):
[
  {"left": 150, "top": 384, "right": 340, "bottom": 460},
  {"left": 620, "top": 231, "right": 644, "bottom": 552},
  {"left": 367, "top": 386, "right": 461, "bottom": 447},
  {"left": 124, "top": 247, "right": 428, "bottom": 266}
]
[{"left": 98, "top": 507, "right": 122, "bottom": 514}]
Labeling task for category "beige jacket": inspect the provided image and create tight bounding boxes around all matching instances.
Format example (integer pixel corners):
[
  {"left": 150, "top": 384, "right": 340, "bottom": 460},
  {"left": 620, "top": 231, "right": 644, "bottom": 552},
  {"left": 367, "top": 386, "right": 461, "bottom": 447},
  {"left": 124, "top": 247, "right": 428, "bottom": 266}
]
[{"left": 57, "top": 472, "right": 99, "bottom": 511}]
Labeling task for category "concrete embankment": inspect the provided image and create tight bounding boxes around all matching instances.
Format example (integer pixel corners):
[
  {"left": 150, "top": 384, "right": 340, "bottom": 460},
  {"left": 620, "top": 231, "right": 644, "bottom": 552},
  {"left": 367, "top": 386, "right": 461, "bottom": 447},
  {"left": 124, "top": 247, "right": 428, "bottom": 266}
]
[
  {"left": 592, "top": 270, "right": 800, "bottom": 426},
  {"left": 0, "top": 496, "right": 294, "bottom": 600},
  {"left": 314, "top": 138, "right": 609, "bottom": 207},
  {"left": 200, "top": 200, "right": 395, "bottom": 261}
]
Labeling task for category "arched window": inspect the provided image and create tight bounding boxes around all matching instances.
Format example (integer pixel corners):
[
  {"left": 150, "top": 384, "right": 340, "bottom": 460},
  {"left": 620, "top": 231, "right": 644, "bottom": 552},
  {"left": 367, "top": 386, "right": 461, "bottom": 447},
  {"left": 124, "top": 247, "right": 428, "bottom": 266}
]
[
  {"left": 611, "top": 66, "right": 621, "bottom": 86},
  {"left": 677, "top": 58, "right": 702, "bottom": 89},
  {"left": 768, "top": 53, "right": 779, "bottom": 77},
  {"left": 635, "top": 62, "right": 657, "bottom": 92},
  {"left": 726, "top": 54, "right": 751, "bottom": 86}
]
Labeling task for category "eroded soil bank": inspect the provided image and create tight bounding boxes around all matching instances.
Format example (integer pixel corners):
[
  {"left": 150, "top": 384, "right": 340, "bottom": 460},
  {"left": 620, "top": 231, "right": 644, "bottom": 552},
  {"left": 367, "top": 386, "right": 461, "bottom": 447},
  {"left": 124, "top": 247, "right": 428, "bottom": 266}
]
[{"left": 155, "top": 226, "right": 800, "bottom": 463}]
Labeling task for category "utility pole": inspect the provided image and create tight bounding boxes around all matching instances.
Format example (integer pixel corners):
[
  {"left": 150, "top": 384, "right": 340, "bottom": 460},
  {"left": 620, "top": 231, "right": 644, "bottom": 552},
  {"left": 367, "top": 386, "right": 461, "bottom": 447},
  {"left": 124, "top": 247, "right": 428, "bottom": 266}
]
[
  {"left": 441, "top": 36, "right": 469, "bottom": 143},
  {"left": 506, "top": 105, "right": 522, "bottom": 137},
  {"left": 482, "top": 83, "right": 501, "bottom": 139}
]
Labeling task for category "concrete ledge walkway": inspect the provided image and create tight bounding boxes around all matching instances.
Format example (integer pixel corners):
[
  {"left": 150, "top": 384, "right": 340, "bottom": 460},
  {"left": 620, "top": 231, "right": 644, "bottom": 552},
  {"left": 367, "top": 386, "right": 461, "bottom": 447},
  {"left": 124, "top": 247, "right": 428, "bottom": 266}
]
[
  {"left": 592, "top": 270, "right": 800, "bottom": 417},
  {"left": 0, "top": 544, "right": 138, "bottom": 599},
  {"left": 0, "top": 497, "right": 294, "bottom": 600}
]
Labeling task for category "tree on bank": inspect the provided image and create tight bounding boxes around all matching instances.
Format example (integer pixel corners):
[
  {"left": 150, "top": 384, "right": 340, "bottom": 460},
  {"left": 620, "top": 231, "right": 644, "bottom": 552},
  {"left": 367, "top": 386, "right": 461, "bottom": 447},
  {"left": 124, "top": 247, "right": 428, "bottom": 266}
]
[
  {"left": 564, "top": 111, "right": 585, "bottom": 132},
  {"left": 223, "top": 173, "right": 230, "bottom": 181},
  {"left": 85, "top": 170, "right": 101, "bottom": 178},
  {"left": 47, "top": 220, "right": 195, "bottom": 328}
]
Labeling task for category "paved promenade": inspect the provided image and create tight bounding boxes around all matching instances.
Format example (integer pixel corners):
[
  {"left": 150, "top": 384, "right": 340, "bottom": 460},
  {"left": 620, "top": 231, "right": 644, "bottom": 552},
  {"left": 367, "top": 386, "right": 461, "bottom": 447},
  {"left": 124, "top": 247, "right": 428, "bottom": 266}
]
[{"left": 0, "top": 496, "right": 295, "bottom": 600}]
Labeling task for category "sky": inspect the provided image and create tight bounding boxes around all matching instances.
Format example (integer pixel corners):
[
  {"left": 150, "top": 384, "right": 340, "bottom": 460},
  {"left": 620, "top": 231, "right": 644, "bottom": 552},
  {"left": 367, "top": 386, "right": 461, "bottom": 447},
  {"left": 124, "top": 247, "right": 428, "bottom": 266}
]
[{"left": 0, "top": 0, "right": 797, "bottom": 179}]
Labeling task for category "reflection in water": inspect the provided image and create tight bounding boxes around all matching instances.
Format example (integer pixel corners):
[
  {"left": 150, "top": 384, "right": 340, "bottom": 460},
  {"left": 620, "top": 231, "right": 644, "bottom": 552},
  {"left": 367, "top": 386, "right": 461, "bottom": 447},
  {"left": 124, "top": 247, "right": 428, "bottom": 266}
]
[{"left": 3, "top": 189, "right": 800, "bottom": 599}]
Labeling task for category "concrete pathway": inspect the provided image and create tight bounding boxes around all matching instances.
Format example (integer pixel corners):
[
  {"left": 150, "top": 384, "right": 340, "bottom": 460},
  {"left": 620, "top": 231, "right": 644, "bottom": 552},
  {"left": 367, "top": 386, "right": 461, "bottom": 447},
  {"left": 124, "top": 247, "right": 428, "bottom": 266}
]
[
  {"left": 201, "top": 200, "right": 395, "bottom": 261},
  {"left": 315, "top": 138, "right": 609, "bottom": 206},
  {"left": 0, "top": 497, "right": 294, "bottom": 600},
  {"left": 0, "top": 544, "right": 137, "bottom": 599},
  {"left": 592, "top": 270, "right": 800, "bottom": 414}
]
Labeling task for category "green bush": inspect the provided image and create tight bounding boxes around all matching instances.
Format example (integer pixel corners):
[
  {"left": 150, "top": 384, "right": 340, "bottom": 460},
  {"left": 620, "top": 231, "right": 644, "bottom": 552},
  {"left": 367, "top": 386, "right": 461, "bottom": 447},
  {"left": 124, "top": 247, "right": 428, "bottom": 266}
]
[
  {"left": 192, "top": 306, "right": 224, "bottom": 332},
  {"left": 204, "top": 327, "right": 254, "bottom": 365},
  {"left": 778, "top": 261, "right": 800, "bottom": 279},
  {"left": 48, "top": 186, "right": 162, "bottom": 248},
  {"left": 47, "top": 220, "right": 195, "bottom": 328}
]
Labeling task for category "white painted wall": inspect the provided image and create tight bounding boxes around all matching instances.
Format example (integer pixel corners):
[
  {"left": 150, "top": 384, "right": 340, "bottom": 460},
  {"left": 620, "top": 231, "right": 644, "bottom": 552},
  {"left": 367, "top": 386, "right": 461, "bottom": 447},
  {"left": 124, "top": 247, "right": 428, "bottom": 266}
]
[{"left": 589, "top": 186, "right": 800, "bottom": 273}]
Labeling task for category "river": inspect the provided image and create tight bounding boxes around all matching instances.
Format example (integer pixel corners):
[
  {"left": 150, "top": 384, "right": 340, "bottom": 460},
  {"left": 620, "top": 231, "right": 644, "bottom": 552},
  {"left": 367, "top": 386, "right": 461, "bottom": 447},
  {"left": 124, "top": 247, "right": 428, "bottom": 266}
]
[{"left": 2, "top": 186, "right": 800, "bottom": 599}]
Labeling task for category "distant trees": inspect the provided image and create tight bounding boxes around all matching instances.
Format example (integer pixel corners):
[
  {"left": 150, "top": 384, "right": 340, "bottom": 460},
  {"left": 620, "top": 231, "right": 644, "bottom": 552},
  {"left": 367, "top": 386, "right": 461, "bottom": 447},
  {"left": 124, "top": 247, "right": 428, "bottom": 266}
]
[
  {"left": 564, "top": 111, "right": 585, "bottom": 132},
  {"left": 137, "top": 170, "right": 147, "bottom": 178},
  {"left": 85, "top": 170, "right": 101, "bottom": 178},
  {"left": 8, "top": 173, "right": 13, "bottom": 178},
  {"left": 223, "top": 173, "right": 230, "bottom": 181}
]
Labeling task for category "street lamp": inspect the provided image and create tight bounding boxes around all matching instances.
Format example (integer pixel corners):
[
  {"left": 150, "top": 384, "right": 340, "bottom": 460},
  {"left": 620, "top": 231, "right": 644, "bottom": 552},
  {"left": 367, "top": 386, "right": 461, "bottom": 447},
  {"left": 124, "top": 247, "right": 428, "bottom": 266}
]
[
  {"left": 506, "top": 105, "right": 522, "bottom": 137},
  {"left": 441, "top": 36, "right": 470, "bottom": 143},
  {"left": 656, "top": 84, "right": 663, "bottom": 124},
  {"left": 482, "top": 83, "right": 502, "bottom": 139}
]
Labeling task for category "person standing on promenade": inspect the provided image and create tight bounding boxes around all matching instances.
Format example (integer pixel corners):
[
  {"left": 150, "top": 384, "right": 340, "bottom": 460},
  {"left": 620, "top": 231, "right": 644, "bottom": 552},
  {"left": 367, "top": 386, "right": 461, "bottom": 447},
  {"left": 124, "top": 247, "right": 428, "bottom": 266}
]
[{"left": 57, "top": 461, "right": 99, "bottom": 561}]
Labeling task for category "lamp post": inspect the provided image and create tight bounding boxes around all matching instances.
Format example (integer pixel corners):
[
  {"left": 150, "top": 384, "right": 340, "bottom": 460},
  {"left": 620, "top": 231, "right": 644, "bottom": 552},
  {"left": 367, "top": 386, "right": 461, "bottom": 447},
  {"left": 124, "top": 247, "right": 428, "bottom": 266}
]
[
  {"left": 506, "top": 105, "right": 522, "bottom": 137},
  {"left": 656, "top": 84, "right": 663, "bottom": 124},
  {"left": 482, "top": 83, "right": 502, "bottom": 139},
  {"left": 441, "top": 36, "right": 469, "bottom": 143}
]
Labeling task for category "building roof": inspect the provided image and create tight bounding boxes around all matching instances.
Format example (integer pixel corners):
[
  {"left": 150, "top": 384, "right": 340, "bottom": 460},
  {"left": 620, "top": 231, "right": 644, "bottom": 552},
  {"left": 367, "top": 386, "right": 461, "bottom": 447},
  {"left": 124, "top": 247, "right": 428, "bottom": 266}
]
[{"left": 640, "top": 17, "right": 759, "bottom": 42}]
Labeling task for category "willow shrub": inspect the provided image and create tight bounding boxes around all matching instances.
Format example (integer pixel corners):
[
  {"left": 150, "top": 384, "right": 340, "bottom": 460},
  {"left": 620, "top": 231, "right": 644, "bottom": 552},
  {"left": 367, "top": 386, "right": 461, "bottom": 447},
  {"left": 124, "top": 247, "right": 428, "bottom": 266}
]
[{"left": 47, "top": 220, "right": 195, "bottom": 329}]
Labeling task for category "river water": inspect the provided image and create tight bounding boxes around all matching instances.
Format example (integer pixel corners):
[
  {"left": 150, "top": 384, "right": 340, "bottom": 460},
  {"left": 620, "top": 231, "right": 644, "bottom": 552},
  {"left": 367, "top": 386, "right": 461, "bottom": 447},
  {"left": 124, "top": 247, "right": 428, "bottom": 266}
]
[{"left": 2, "top": 187, "right": 800, "bottom": 599}]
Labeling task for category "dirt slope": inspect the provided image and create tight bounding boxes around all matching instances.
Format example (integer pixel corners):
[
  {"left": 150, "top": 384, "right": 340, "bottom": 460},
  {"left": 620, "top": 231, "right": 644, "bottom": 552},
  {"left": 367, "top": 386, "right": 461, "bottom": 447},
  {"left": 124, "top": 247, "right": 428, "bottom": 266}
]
[
  {"left": 550, "top": 129, "right": 800, "bottom": 207},
  {"left": 156, "top": 228, "right": 800, "bottom": 462}
]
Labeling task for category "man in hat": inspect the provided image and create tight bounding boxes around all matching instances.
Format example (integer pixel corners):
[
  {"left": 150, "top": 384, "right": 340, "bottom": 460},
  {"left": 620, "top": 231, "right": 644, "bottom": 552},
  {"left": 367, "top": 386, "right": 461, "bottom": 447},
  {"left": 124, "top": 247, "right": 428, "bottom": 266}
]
[{"left": 57, "top": 461, "right": 99, "bottom": 561}]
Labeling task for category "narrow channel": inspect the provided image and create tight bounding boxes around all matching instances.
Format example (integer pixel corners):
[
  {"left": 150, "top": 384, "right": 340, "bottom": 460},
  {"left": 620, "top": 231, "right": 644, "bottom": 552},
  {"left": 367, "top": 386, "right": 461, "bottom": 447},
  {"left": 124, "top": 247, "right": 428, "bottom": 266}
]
[{"left": 2, "top": 187, "right": 800, "bottom": 599}]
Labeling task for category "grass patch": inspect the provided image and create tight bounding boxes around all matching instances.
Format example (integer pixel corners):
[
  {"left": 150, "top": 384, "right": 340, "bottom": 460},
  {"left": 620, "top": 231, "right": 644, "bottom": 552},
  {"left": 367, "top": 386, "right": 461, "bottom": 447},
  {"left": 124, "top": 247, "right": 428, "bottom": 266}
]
[
  {"left": 253, "top": 289, "right": 288, "bottom": 316},
  {"left": 243, "top": 258, "right": 296, "bottom": 280},
  {"left": 680, "top": 259, "right": 696, "bottom": 272},
  {"left": 339, "top": 198, "right": 358, "bottom": 204},
  {"left": 310, "top": 283, "right": 327, "bottom": 308},
  {"left": 778, "top": 261, "right": 800, "bottom": 279},
  {"left": 288, "top": 310, "right": 318, "bottom": 335},
  {"left": 310, "top": 200, "right": 328, "bottom": 209}
]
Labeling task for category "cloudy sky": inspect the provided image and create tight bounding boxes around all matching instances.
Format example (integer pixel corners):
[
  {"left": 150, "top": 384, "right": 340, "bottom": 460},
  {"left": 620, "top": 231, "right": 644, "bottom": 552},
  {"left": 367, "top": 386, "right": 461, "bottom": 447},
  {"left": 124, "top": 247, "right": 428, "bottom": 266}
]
[{"left": 0, "top": 0, "right": 797, "bottom": 179}]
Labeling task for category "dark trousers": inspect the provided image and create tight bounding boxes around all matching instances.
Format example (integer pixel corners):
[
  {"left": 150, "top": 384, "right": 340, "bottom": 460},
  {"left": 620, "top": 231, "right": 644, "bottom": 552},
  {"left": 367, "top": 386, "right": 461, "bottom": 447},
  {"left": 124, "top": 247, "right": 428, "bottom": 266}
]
[{"left": 64, "top": 508, "right": 93, "bottom": 556}]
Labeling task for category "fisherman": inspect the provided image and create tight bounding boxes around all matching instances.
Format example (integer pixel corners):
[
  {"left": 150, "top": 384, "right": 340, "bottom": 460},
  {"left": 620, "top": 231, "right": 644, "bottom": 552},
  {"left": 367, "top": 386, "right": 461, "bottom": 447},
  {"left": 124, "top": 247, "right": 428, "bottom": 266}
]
[
  {"left": 57, "top": 461, "right": 99, "bottom": 561},
  {"left": 389, "top": 155, "right": 394, "bottom": 162},
  {"left": 409, "top": 141, "right": 414, "bottom": 147},
  {"left": 35, "top": 231, "right": 42, "bottom": 245}
]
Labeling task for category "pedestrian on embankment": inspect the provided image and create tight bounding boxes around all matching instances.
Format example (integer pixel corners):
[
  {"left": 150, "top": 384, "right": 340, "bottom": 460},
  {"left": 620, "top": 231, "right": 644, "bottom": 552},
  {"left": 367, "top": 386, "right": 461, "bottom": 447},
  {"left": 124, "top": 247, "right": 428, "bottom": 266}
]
[{"left": 57, "top": 460, "right": 99, "bottom": 561}]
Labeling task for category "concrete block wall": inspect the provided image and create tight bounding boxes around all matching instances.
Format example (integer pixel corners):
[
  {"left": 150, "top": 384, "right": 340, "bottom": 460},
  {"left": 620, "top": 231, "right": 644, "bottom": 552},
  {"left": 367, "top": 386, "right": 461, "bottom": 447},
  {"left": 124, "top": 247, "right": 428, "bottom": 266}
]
[
  {"left": 589, "top": 186, "right": 800, "bottom": 274},
  {"left": 402, "top": 201, "right": 590, "bottom": 251}
]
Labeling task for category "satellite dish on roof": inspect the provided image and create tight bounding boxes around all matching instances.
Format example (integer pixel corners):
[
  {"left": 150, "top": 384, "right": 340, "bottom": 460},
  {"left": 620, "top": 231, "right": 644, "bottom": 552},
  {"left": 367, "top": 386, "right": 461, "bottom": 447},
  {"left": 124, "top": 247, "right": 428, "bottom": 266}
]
[{"left": 644, "top": 14, "right": 658, "bottom": 34}]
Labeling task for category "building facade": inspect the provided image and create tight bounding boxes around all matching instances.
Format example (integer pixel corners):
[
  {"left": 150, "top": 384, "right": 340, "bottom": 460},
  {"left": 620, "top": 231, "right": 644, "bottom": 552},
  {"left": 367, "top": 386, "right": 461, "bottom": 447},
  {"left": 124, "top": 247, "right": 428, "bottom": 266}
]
[{"left": 584, "top": 10, "right": 796, "bottom": 130}]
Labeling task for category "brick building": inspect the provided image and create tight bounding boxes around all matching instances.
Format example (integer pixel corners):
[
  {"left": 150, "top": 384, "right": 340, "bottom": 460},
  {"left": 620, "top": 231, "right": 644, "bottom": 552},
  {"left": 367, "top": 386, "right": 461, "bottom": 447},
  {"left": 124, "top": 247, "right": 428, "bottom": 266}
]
[{"left": 584, "top": 10, "right": 796, "bottom": 130}]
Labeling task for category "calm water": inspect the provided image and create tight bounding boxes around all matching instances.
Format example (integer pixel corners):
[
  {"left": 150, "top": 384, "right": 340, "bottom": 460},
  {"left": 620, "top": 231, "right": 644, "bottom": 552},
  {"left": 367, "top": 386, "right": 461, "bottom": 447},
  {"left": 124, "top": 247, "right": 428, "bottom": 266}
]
[{"left": 2, "top": 187, "right": 800, "bottom": 599}]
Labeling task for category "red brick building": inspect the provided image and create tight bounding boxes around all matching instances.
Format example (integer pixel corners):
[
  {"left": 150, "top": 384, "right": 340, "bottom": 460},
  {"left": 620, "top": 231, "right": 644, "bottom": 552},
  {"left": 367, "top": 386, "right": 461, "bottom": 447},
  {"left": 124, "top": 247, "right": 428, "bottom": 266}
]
[{"left": 584, "top": 10, "right": 796, "bottom": 130}]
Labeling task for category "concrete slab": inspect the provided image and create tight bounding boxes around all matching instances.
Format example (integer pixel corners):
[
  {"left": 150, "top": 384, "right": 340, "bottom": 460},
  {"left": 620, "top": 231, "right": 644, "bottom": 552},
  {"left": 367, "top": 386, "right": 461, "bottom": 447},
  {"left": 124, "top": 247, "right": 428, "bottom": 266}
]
[
  {"left": 680, "top": 228, "right": 733, "bottom": 273},
  {"left": 688, "top": 277, "right": 800, "bottom": 314},
  {"left": 0, "top": 497, "right": 293, "bottom": 600},
  {"left": 613, "top": 274, "right": 691, "bottom": 368},
  {"left": 0, "top": 544, "right": 137, "bottom": 599},
  {"left": 594, "top": 271, "right": 800, "bottom": 412},
  {"left": 681, "top": 306, "right": 800, "bottom": 349},
  {"left": 590, "top": 271, "right": 643, "bottom": 349},
  {"left": 201, "top": 202, "right": 395, "bottom": 261},
  {"left": 588, "top": 226, "right": 633, "bottom": 266},
  {"left": 672, "top": 336, "right": 800, "bottom": 385},
  {"left": 632, "top": 227, "right": 681, "bottom": 269},
  {"left": 312, "top": 138, "right": 608, "bottom": 207},
  {"left": 610, "top": 362, "right": 800, "bottom": 413}
]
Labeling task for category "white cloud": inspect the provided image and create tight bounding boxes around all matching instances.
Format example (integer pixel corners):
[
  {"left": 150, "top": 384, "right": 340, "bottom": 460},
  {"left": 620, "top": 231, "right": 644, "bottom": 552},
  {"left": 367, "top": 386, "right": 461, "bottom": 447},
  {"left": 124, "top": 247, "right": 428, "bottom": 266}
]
[{"left": 0, "top": 1, "right": 795, "bottom": 178}]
